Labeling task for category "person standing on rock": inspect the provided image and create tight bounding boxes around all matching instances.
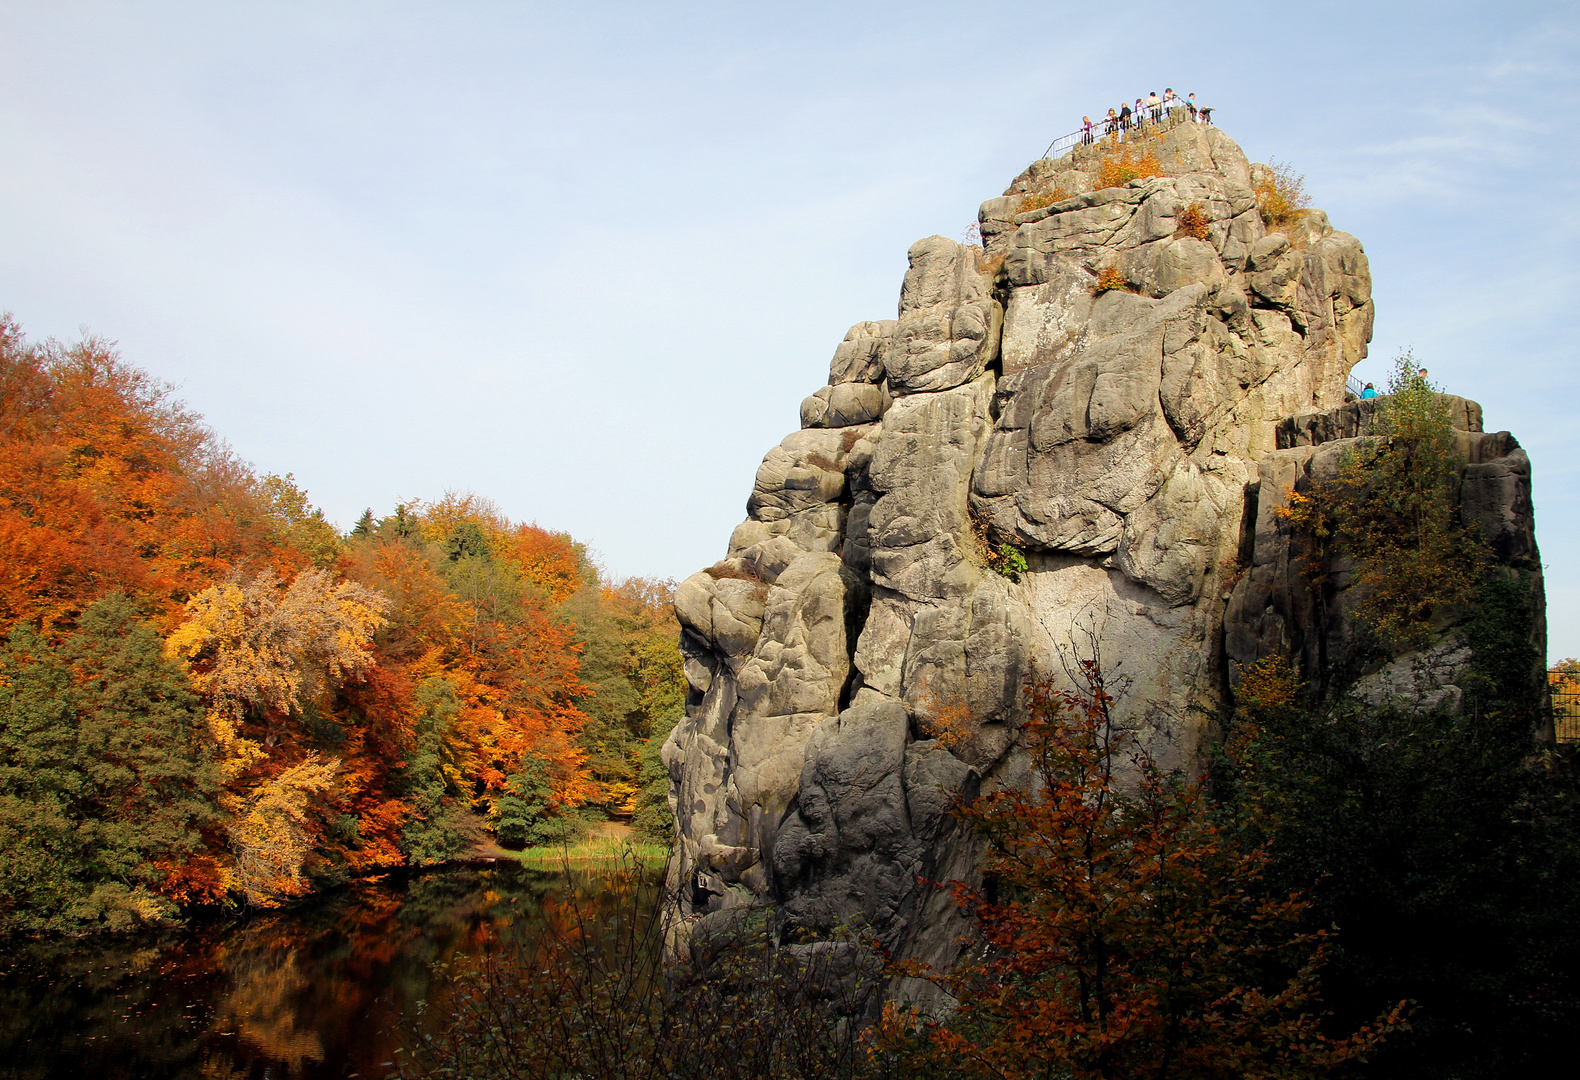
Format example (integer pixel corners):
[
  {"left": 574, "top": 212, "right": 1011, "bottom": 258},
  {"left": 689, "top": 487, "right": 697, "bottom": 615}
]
[
  {"left": 1134, "top": 98, "right": 1146, "bottom": 128},
  {"left": 1148, "top": 91, "right": 1162, "bottom": 123},
  {"left": 1082, "top": 116, "right": 1094, "bottom": 145},
  {"left": 1163, "top": 88, "right": 1180, "bottom": 119},
  {"left": 1119, "top": 101, "right": 1132, "bottom": 134},
  {"left": 1105, "top": 108, "right": 1118, "bottom": 137},
  {"left": 1361, "top": 382, "right": 1379, "bottom": 398},
  {"left": 1187, "top": 93, "right": 1199, "bottom": 120}
]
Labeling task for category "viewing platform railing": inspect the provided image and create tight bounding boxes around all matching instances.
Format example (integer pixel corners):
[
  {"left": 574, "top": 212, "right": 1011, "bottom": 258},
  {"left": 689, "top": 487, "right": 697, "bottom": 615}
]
[
  {"left": 1551, "top": 672, "right": 1580, "bottom": 744},
  {"left": 1040, "top": 102, "right": 1215, "bottom": 161}
]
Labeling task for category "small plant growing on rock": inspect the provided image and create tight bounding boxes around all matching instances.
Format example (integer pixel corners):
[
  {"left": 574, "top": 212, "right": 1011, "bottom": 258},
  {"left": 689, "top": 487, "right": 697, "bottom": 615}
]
[
  {"left": 1018, "top": 182, "right": 1072, "bottom": 214},
  {"left": 995, "top": 543, "right": 1029, "bottom": 582},
  {"left": 1254, "top": 158, "right": 1310, "bottom": 228},
  {"left": 705, "top": 560, "right": 772, "bottom": 601},
  {"left": 1176, "top": 202, "right": 1211, "bottom": 240},
  {"left": 1097, "top": 147, "right": 1165, "bottom": 189},
  {"left": 968, "top": 506, "right": 1030, "bottom": 582},
  {"left": 1093, "top": 266, "right": 1130, "bottom": 295}
]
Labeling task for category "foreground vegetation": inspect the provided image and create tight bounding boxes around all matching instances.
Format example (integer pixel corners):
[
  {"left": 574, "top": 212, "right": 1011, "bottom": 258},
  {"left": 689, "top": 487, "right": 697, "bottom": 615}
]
[
  {"left": 0, "top": 316, "right": 685, "bottom": 933},
  {"left": 402, "top": 355, "right": 1577, "bottom": 1080}
]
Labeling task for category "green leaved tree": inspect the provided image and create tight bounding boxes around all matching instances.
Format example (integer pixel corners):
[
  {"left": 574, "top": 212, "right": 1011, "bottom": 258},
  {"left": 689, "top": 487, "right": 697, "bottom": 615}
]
[{"left": 0, "top": 595, "right": 222, "bottom": 932}]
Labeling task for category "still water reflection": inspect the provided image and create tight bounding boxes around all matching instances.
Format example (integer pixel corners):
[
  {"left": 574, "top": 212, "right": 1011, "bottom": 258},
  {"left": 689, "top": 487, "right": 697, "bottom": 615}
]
[{"left": 0, "top": 862, "right": 660, "bottom": 1080}]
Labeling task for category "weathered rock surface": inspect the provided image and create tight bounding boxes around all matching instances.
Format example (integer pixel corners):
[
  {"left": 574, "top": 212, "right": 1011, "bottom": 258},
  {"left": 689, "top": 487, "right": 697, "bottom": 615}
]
[{"left": 664, "top": 119, "right": 1542, "bottom": 974}]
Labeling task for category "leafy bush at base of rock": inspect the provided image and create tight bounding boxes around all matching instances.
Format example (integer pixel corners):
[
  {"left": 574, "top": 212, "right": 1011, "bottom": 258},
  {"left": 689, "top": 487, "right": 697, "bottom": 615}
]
[
  {"left": 1220, "top": 654, "right": 1580, "bottom": 1079},
  {"left": 398, "top": 868, "right": 898, "bottom": 1080},
  {"left": 883, "top": 662, "right": 1403, "bottom": 1077},
  {"left": 1097, "top": 147, "right": 1165, "bottom": 188}
]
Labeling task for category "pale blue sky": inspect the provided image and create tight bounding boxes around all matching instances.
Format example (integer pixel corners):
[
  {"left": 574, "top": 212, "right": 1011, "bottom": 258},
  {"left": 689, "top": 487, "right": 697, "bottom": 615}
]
[{"left": 2, "top": 2, "right": 1576, "bottom": 659}]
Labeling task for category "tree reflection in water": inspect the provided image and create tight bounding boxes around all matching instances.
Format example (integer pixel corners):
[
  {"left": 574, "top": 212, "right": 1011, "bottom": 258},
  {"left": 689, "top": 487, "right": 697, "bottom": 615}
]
[{"left": 0, "top": 861, "right": 662, "bottom": 1079}]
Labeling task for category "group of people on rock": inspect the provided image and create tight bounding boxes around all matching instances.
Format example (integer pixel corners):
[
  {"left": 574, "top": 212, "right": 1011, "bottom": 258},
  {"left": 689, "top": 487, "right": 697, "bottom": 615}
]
[{"left": 1081, "top": 89, "right": 1212, "bottom": 145}]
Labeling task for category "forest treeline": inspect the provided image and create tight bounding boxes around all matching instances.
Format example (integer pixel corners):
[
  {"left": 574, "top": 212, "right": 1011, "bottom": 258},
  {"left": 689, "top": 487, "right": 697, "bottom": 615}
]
[{"left": 0, "top": 316, "right": 685, "bottom": 933}]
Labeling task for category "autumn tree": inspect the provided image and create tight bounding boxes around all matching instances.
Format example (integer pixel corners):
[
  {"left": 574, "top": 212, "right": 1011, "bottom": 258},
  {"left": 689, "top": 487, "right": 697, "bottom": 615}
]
[
  {"left": 0, "top": 595, "right": 221, "bottom": 932},
  {"left": 885, "top": 659, "right": 1402, "bottom": 1079},
  {"left": 0, "top": 318, "right": 306, "bottom": 633},
  {"left": 166, "top": 567, "right": 388, "bottom": 905}
]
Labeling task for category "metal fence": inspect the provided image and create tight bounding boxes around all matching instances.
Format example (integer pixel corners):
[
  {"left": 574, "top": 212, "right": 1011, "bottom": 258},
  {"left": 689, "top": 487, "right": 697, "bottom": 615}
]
[
  {"left": 1552, "top": 675, "right": 1580, "bottom": 743},
  {"left": 1039, "top": 101, "right": 1215, "bottom": 162}
]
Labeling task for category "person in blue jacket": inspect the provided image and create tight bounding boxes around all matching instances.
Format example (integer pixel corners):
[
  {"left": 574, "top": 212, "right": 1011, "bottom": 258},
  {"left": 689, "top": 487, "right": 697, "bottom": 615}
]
[{"left": 1360, "top": 382, "right": 1378, "bottom": 398}]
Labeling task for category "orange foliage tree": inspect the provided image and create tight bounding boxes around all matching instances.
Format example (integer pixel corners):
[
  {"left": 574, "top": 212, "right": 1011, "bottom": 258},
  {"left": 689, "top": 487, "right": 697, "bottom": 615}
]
[{"left": 0, "top": 317, "right": 303, "bottom": 633}]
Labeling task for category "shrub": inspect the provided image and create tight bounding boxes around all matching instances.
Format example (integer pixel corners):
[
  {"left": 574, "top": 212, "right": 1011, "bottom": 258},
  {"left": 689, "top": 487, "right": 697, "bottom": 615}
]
[
  {"left": 1097, "top": 147, "right": 1165, "bottom": 188},
  {"left": 1254, "top": 158, "right": 1310, "bottom": 228},
  {"left": 1176, "top": 201, "right": 1211, "bottom": 240},
  {"left": 1017, "top": 182, "right": 1071, "bottom": 214},
  {"left": 399, "top": 868, "right": 897, "bottom": 1080},
  {"left": 1093, "top": 266, "right": 1130, "bottom": 295},
  {"left": 705, "top": 561, "right": 769, "bottom": 585}
]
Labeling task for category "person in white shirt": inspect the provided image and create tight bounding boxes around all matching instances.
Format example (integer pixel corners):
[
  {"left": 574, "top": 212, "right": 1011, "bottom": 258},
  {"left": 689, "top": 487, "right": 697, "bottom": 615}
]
[
  {"left": 1163, "top": 88, "right": 1179, "bottom": 119},
  {"left": 1148, "top": 91, "right": 1161, "bottom": 124}
]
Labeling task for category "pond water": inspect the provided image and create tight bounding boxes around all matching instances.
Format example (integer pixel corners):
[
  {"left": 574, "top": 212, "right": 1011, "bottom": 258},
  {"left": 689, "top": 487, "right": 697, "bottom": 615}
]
[{"left": 0, "top": 861, "right": 661, "bottom": 1080}]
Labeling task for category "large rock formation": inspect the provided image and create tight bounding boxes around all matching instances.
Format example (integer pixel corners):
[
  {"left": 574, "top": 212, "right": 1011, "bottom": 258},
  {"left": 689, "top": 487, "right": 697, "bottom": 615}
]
[{"left": 663, "top": 119, "right": 1542, "bottom": 967}]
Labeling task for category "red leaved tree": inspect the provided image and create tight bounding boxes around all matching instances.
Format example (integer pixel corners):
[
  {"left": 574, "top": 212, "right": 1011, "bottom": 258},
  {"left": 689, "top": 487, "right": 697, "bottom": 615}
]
[{"left": 882, "top": 654, "right": 1405, "bottom": 1080}]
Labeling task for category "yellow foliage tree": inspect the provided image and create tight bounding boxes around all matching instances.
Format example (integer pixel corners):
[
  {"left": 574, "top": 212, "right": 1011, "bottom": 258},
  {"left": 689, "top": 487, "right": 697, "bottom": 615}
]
[
  {"left": 167, "top": 567, "right": 389, "bottom": 724},
  {"left": 225, "top": 755, "right": 340, "bottom": 906},
  {"left": 166, "top": 568, "right": 388, "bottom": 904}
]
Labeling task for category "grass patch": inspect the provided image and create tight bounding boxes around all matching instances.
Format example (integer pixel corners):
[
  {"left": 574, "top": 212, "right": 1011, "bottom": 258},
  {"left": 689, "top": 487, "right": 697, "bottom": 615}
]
[{"left": 505, "top": 835, "right": 670, "bottom": 868}]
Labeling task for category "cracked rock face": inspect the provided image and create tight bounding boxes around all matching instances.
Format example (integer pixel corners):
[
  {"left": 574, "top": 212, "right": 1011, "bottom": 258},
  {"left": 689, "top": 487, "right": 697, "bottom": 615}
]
[{"left": 663, "top": 121, "right": 1539, "bottom": 969}]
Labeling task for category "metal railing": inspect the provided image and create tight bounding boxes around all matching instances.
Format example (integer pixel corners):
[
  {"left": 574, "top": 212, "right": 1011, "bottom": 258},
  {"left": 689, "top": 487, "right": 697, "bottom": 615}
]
[
  {"left": 1347, "top": 375, "right": 1365, "bottom": 397},
  {"left": 1551, "top": 674, "right": 1580, "bottom": 743},
  {"left": 1040, "top": 101, "right": 1215, "bottom": 161}
]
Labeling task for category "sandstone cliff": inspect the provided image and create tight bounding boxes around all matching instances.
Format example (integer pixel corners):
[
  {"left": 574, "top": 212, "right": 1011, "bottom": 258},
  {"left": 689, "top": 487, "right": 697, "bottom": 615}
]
[{"left": 663, "top": 121, "right": 1541, "bottom": 966}]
